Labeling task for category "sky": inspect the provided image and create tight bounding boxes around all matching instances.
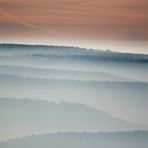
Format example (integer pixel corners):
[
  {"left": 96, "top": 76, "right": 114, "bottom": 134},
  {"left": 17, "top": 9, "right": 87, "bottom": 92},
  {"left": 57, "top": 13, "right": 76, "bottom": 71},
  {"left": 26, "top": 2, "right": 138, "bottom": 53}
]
[{"left": 0, "top": 0, "right": 148, "bottom": 53}]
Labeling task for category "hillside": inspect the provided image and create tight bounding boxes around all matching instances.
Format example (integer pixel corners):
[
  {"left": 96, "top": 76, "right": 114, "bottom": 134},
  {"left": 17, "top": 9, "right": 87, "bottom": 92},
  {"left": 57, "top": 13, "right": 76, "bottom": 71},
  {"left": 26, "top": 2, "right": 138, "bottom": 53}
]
[
  {"left": 0, "top": 65, "right": 132, "bottom": 81},
  {"left": 0, "top": 98, "right": 143, "bottom": 140},
  {"left": 0, "top": 131, "right": 148, "bottom": 148},
  {"left": 0, "top": 44, "right": 148, "bottom": 82},
  {"left": 0, "top": 74, "right": 147, "bottom": 126},
  {"left": 0, "top": 44, "right": 148, "bottom": 141},
  {"left": 0, "top": 44, "right": 148, "bottom": 63}
]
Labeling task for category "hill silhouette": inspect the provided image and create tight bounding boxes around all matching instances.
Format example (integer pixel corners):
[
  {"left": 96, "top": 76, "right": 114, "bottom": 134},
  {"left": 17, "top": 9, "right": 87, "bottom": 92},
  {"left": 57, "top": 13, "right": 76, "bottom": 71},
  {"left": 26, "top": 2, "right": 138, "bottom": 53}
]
[
  {"left": 0, "top": 43, "right": 148, "bottom": 63},
  {"left": 0, "top": 98, "right": 143, "bottom": 140},
  {"left": 0, "top": 131, "right": 148, "bottom": 148},
  {"left": 0, "top": 74, "right": 147, "bottom": 126},
  {"left": 0, "top": 65, "right": 132, "bottom": 81},
  {"left": 0, "top": 44, "right": 148, "bottom": 82}
]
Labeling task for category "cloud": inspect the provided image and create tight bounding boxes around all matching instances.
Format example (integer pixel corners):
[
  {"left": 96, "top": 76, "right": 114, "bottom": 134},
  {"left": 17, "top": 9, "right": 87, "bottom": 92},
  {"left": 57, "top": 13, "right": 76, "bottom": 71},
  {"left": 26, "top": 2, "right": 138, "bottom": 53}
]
[
  {"left": 0, "top": 21, "right": 31, "bottom": 31},
  {"left": 0, "top": 0, "right": 148, "bottom": 41},
  {"left": 0, "top": 1, "right": 30, "bottom": 9},
  {"left": 0, "top": 9, "right": 36, "bottom": 29}
]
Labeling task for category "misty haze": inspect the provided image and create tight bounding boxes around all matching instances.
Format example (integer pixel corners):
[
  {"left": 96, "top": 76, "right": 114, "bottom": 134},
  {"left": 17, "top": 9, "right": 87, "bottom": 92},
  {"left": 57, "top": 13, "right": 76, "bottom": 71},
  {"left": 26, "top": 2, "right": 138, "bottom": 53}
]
[{"left": 0, "top": 44, "right": 148, "bottom": 148}]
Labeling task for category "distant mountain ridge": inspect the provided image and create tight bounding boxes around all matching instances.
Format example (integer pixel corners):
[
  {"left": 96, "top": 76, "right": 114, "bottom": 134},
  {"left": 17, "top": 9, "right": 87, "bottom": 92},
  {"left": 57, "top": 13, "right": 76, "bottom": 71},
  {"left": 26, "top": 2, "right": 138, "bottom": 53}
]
[
  {"left": 1, "top": 43, "right": 148, "bottom": 82},
  {"left": 0, "top": 43, "right": 148, "bottom": 63}
]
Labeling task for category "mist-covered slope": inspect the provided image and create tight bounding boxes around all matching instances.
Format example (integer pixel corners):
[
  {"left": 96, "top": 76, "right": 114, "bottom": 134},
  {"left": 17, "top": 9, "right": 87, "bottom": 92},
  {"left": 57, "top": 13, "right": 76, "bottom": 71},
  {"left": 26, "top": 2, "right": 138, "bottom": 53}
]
[
  {"left": 0, "top": 98, "right": 144, "bottom": 140},
  {"left": 0, "top": 44, "right": 148, "bottom": 81},
  {"left": 1, "top": 131, "right": 148, "bottom": 148},
  {"left": 0, "top": 44, "right": 148, "bottom": 63},
  {"left": 0, "top": 65, "right": 132, "bottom": 81},
  {"left": 0, "top": 74, "right": 147, "bottom": 126},
  {"left": 0, "top": 44, "right": 148, "bottom": 141}
]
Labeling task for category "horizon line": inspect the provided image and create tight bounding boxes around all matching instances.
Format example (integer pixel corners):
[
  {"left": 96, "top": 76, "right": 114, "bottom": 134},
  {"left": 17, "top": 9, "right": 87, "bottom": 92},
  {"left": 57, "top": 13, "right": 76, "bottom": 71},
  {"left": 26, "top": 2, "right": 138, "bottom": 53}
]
[{"left": 0, "top": 42, "right": 147, "bottom": 55}]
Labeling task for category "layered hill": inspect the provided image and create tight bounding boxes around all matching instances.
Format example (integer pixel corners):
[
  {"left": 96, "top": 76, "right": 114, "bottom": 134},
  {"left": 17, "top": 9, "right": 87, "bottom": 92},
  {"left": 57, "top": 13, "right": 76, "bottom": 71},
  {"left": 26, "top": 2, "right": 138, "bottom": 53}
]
[
  {"left": 0, "top": 98, "right": 143, "bottom": 140},
  {"left": 0, "top": 131, "right": 148, "bottom": 148}
]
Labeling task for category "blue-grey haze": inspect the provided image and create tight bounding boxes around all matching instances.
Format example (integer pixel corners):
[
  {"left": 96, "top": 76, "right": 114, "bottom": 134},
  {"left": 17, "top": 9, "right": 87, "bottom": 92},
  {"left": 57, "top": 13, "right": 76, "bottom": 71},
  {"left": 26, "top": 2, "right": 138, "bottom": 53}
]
[
  {"left": 0, "top": 98, "right": 143, "bottom": 139},
  {"left": 0, "top": 44, "right": 148, "bottom": 144},
  {"left": 0, "top": 131, "right": 148, "bottom": 148}
]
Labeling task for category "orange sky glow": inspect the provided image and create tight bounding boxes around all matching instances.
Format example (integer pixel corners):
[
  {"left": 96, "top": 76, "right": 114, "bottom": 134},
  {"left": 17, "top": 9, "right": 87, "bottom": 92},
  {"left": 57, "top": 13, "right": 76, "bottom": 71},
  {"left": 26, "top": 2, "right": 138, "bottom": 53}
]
[{"left": 0, "top": 0, "right": 148, "bottom": 53}]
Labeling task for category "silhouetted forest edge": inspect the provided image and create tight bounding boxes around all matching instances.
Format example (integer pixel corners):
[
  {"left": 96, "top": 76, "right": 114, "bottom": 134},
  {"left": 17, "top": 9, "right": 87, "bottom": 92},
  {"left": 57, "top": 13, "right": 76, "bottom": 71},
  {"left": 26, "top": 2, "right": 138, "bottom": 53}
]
[{"left": 0, "top": 43, "right": 148, "bottom": 63}]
